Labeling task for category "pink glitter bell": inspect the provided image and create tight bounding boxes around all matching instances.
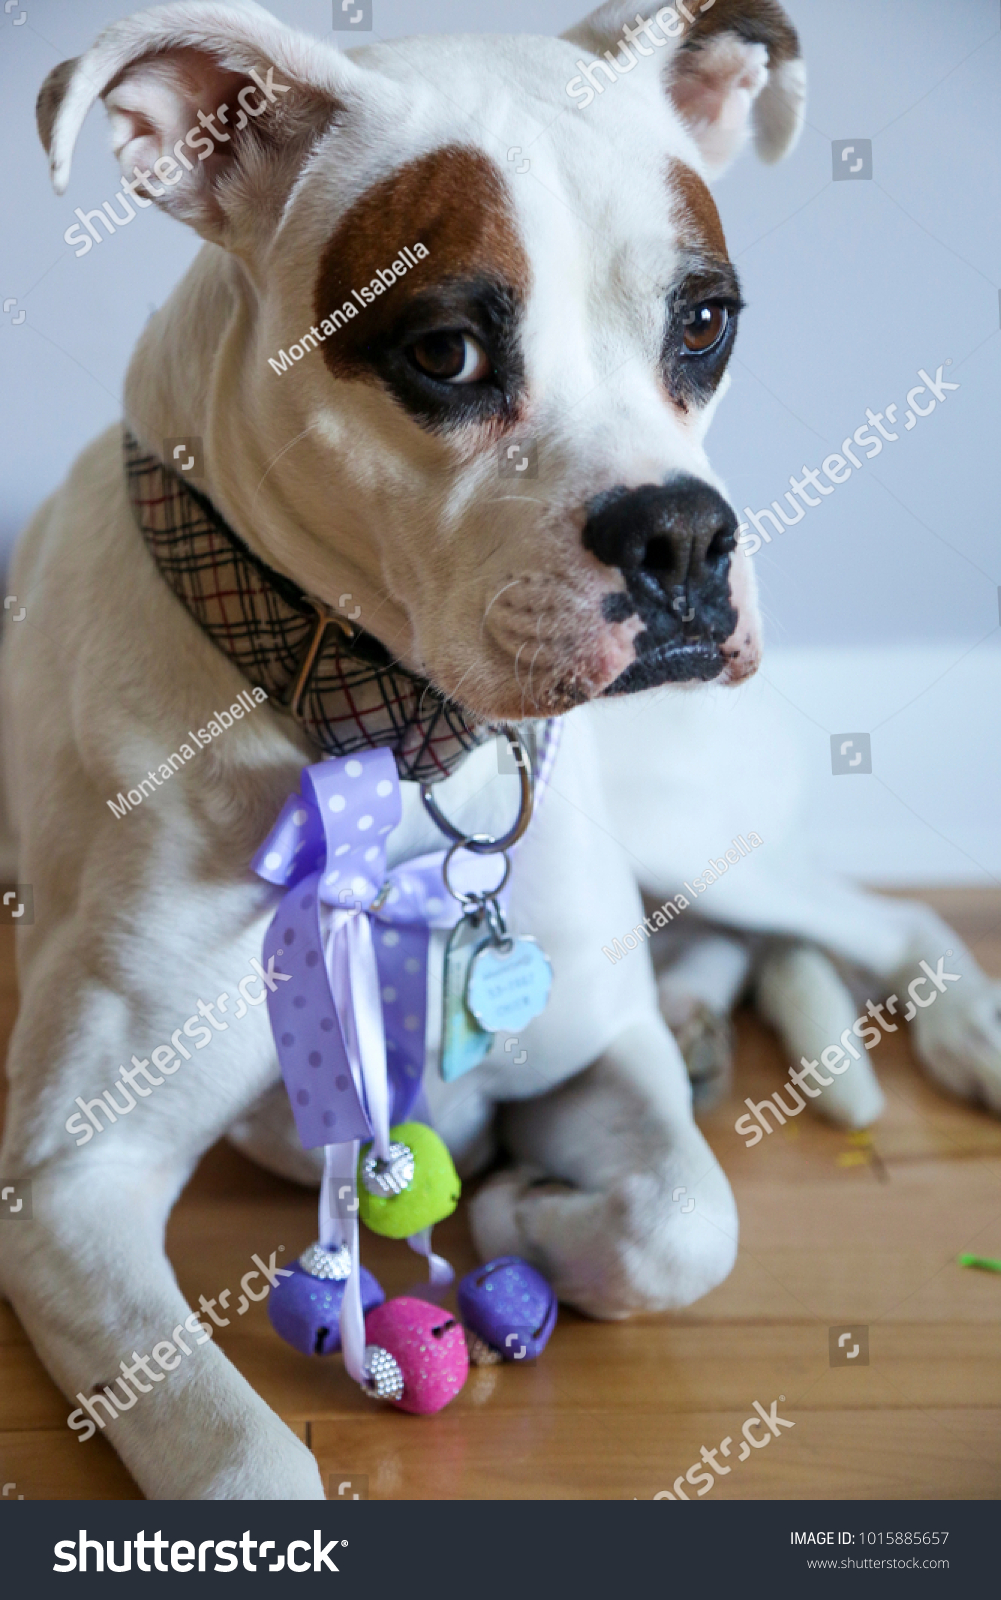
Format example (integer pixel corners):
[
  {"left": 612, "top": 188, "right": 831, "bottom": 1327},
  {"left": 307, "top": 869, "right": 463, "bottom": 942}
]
[{"left": 364, "top": 1296, "right": 468, "bottom": 1415}]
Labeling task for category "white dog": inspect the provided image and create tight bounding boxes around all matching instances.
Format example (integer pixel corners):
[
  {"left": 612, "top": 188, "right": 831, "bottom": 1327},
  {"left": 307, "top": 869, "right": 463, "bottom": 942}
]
[{"left": 6, "top": 0, "right": 937, "bottom": 1502}]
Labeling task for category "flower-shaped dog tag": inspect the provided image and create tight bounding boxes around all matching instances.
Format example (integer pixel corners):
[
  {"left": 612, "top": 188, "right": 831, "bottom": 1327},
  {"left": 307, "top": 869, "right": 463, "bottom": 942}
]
[{"left": 466, "top": 937, "right": 552, "bottom": 1034}]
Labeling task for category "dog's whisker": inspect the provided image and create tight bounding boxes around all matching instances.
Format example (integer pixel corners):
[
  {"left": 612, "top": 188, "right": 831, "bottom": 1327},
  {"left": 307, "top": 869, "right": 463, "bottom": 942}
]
[
  {"left": 481, "top": 578, "right": 523, "bottom": 632},
  {"left": 250, "top": 423, "right": 318, "bottom": 514},
  {"left": 526, "top": 639, "right": 545, "bottom": 708},
  {"left": 443, "top": 661, "right": 477, "bottom": 707},
  {"left": 512, "top": 641, "right": 528, "bottom": 697}
]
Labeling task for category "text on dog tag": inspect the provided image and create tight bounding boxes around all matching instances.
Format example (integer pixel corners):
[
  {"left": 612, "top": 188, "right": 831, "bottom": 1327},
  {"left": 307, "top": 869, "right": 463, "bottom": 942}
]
[{"left": 466, "top": 937, "right": 552, "bottom": 1034}]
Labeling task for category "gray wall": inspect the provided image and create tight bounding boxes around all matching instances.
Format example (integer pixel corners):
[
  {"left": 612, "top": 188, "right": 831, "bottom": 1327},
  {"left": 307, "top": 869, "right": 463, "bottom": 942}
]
[{"left": 1, "top": 0, "right": 998, "bottom": 651}]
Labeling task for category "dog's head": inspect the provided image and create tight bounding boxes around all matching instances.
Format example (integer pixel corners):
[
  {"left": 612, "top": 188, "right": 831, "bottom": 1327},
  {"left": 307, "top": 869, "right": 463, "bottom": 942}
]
[{"left": 39, "top": 0, "right": 805, "bottom": 721}]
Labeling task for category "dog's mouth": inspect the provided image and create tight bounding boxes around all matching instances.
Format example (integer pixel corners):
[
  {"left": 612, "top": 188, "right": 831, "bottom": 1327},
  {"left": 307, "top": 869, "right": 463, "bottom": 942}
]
[
  {"left": 598, "top": 564, "right": 738, "bottom": 696},
  {"left": 604, "top": 636, "right": 726, "bottom": 695}
]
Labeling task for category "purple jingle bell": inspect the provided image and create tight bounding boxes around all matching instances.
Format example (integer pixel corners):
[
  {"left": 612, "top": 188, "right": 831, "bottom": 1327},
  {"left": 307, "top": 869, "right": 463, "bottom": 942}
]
[
  {"left": 268, "top": 1242, "right": 384, "bottom": 1356},
  {"left": 457, "top": 1255, "right": 557, "bottom": 1363}
]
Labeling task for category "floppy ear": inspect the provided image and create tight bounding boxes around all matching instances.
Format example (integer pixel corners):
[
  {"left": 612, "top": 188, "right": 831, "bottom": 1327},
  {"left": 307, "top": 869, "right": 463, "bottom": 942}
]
[
  {"left": 36, "top": 0, "right": 384, "bottom": 255},
  {"left": 563, "top": 0, "right": 806, "bottom": 177}
]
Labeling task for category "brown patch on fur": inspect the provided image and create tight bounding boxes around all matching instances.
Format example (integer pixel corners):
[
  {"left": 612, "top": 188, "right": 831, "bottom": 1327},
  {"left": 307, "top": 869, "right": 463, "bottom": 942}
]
[
  {"left": 36, "top": 57, "right": 78, "bottom": 155},
  {"left": 678, "top": 0, "right": 800, "bottom": 66},
  {"left": 314, "top": 145, "right": 530, "bottom": 382},
  {"left": 668, "top": 160, "right": 729, "bottom": 261}
]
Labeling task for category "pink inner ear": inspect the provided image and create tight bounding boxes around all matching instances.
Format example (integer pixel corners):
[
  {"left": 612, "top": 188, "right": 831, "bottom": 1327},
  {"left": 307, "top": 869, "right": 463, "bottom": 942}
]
[
  {"left": 669, "top": 36, "right": 769, "bottom": 132},
  {"left": 105, "top": 51, "right": 249, "bottom": 176}
]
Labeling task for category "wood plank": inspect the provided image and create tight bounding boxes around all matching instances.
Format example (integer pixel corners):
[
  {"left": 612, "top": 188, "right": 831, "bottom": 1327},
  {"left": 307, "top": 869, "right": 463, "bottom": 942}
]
[
  {"left": 309, "top": 1408, "right": 1001, "bottom": 1501},
  {"left": 0, "top": 1429, "right": 142, "bottom": 1501}
]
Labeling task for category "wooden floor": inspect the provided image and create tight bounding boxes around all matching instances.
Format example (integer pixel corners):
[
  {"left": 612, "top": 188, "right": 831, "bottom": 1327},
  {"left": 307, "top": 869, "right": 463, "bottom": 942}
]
[{"left": 2, "top": 890, "right": 1001, "bottom": 1501}]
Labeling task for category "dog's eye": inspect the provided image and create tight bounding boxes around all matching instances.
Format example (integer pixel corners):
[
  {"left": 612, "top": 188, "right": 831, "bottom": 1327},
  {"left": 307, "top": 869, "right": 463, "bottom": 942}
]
[
  {"left": 682, "top": 304, "right": 729, "bottom": 354},
  {"left": 407, "top": 331, "right": 491, "bottom": 384}
]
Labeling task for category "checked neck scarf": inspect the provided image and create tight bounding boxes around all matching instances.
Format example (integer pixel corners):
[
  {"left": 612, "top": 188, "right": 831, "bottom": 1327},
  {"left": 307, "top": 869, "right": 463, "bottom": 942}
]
[{"left": 123, "top": 430, "right": 492, "bottom": 782}]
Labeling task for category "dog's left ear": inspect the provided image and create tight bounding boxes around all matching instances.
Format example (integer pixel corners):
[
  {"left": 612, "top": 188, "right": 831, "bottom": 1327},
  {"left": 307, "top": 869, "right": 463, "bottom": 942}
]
[
  {"left": 37, "top": 0, "right": 393, "bottom": 257},
  {"left": 563, "top": 0, "right": 806, "bottom": 177}
]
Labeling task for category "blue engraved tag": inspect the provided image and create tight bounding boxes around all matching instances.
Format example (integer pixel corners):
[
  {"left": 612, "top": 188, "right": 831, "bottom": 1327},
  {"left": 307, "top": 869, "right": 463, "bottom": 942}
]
[
  {"left": 440, "top": 915, "right": 495, "bottom": 1082},
  {"left": 466, "top": 937, "right": 553, "bottom": 1034}
]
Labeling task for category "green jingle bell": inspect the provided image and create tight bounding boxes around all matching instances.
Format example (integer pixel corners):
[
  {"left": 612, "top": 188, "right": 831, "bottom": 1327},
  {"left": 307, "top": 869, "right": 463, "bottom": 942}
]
[{"left": 357, "top": 1121, "right": 461, "bottom": 1239}]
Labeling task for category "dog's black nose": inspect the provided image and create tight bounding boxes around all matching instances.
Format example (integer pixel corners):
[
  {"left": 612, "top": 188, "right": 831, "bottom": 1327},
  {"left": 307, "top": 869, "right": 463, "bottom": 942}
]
[{"left": 582, "top": 476, "right": 739, "bottom": 690}]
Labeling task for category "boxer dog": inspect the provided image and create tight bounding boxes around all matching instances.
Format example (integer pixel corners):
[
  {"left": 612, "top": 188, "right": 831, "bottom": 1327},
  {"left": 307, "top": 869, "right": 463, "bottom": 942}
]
[{"left": 0, "top": 0, "right": 809, "bottom": 1498}]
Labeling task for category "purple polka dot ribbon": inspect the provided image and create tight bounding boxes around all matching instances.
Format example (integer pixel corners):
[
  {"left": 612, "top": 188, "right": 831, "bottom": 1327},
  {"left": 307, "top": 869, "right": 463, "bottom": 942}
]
[{"left": 250, "top": 746, "right": 546, "bottom": 1149}]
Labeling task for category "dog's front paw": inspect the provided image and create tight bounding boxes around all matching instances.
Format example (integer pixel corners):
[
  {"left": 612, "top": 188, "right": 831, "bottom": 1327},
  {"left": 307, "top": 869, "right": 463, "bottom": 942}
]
[
  {"left": 149, "top": 1405, "right": 326, "bottom": 1501},
  {"left": 469, "top": 1148, "right": 737, "bottom": 1321},
  {"left": 910, "top": 977, "right": 1001, "bottom": 1113}
]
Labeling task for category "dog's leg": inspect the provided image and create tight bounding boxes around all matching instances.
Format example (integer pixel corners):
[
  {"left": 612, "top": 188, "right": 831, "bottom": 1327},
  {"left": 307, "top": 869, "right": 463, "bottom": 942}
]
[
  {"left": 592, "top": 691, "right": 1001, "bottom": 1114},
  {"left": 742, "top": 891, "right": 1001, "bottom": 1116},
  {"left": 468, "top": 1012, "right": 737, "bottom": 1320},
  {"left": 755, "top": 944, "right": 885, "bottom": 1127},
  {"left": 883, "top": 903, "right": 1001, "bottom": 1114},
  {"left": 0, "top": 1151, "right": 323, "bottom": 1500},
  {"left": 653, "top": 929, "right": 752, "bottom": 1108},
  {"left": 0, "top": 900, "right": 325, "bottom": 1500}
]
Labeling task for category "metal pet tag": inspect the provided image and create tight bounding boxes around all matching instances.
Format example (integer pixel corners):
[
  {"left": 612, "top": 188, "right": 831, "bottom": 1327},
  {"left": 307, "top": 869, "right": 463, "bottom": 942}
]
[
  {"left": 466, "top": 937, "right": 553, "bottom": 1034},
  {"left": 440, "top": 915, "right": 495, "bottom": 1082}
]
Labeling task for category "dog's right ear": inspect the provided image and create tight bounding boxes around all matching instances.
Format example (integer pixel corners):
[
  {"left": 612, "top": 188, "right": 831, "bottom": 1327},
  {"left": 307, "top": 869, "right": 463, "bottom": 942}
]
[
  {"left": 37, "top": 0, "right": 390, "bottom": 257},
  {"left": 563, "top": 0, "right": 806, "bottom": 177}
]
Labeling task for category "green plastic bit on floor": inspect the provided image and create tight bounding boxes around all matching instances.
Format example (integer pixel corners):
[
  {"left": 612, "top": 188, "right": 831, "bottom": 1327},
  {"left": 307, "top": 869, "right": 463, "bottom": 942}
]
[{"left": 957, "top": 1253, "right": 1001, "bottom": 1274}]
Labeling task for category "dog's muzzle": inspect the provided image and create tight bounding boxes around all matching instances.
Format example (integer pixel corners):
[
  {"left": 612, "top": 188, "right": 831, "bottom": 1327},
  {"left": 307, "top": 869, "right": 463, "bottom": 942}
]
[{"left": 583, "top": 476, "right": 739, "bottom": 692}]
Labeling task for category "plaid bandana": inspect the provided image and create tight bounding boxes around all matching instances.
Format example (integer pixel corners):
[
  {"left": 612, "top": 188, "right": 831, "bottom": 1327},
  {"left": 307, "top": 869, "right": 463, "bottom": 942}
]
[{"left": 123, "top": 430, "right": 492, "bottom": 782}]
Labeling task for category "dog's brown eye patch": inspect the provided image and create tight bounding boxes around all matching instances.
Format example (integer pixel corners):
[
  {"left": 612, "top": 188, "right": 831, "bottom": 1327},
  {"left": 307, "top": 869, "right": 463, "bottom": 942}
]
[
  {"left": 408, "top": 331, "right": 491, "bottom": 385},
  {"left": 313, "top": 144, "right": 529, "bottom": 431}
]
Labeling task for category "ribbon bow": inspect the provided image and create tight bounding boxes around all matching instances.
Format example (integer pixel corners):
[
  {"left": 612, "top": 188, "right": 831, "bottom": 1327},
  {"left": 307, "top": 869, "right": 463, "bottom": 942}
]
[{"left": 251, "top": 747, "right": 517, "bottom": 1146}]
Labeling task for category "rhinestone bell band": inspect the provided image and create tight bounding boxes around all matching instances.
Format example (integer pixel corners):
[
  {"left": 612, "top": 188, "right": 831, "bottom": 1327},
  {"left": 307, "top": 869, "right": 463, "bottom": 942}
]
[
  {"left": 361, "top": 1343, "right": 405, "bottom": 1402},
  {"left": 299, "top": 1241, "right": 352, "bottom": 1280},
  {"left": 360, "top": 1141, "right": 415, "bottom": 1198}
]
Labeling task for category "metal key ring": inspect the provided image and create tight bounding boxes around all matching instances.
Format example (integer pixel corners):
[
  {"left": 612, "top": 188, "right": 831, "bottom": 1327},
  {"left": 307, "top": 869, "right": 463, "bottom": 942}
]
[
  {"left": 442, "top": 836, "right": 511, "bottom": 906},
  {"left": 421, "top": 725, "right": 534, "bottom": 854}
]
